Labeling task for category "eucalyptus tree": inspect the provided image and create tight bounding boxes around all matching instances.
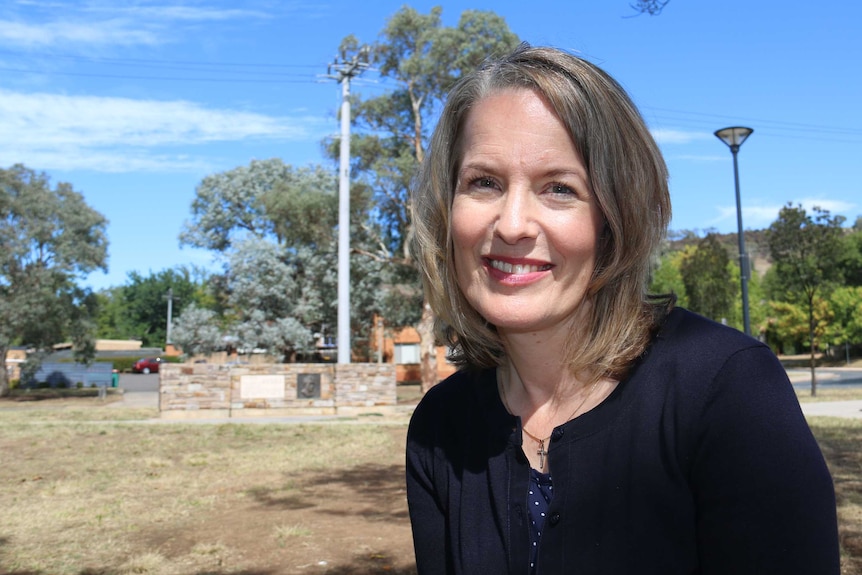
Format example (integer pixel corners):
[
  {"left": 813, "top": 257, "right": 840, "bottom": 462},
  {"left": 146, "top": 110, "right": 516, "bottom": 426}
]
[
  {"left": 825, "top": 286, "right": 862, "bottom": 361},
  {"left": 180, "top": 160, "right": 336, "bottom": 252},
  {"left": 224, "top": 239, "right": 319, "bottom": 361},
  {"left": 170, "top": 304, "right": 223, "bottom": 358},
  {"left": 335, "top": 6, "right": 519, "bottom": 391},
  {"left": 679, "top": 233, "right": 736, "bottom": 325},
  {"left": 767, "top": 204, "right": 846, "bottom": 395},
  {"left": 0, "top": 165, "right": 108, "bottom": 395},
  {"left": 840, "top": 222, "right": 862, "bottom": 287},
  {"left": 180, "top": 158, "right": 393, "bottom": 360},
  {"left": 650, "top": 248, "right": 690, "bottom": 309}
]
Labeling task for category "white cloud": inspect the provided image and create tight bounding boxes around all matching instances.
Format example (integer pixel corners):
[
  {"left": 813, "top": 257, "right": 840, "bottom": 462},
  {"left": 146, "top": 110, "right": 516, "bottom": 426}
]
[
  {"left": 107, "top": 5, "right": 270, "bottom": 21},
  {"left": 0, "top": 89, "right": 329, "bottom": 172},
  {"left": 0, "top": 18, "right": 161, "bottom": 47},
  {"left": 650, "top": 128, "right": 711, "bottom": 145},
  {"left": 794, "top": 197, "right": 856, "bottom": 215},
  {"left": 0, "top": 1, "right": 274, "bottom": 49},
  {"left": 709, "top": 197, "right": 857, "bottom": 229}
]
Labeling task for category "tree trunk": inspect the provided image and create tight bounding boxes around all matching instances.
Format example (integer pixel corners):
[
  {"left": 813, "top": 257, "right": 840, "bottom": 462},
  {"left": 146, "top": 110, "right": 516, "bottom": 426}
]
[
  {"left": 0, "top": 344, "right": 9, "bottom": 397},
  {"left": 808, "top": 300, "right": 818, "bottom": 397},
  {"left": 418, "top": 299, "right": 438, "bottom": 394}
]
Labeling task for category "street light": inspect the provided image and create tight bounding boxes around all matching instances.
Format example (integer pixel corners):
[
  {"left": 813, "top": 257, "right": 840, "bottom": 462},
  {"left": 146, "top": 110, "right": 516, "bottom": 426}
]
[{"left": 714, "top": 126, "right": 754, "bottom": 337}]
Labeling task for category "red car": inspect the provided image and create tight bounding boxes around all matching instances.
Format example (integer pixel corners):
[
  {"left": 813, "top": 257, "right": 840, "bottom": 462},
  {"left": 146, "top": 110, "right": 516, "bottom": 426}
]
[{"left": 131, "top": 357, "right": 164, "bottom": 374}]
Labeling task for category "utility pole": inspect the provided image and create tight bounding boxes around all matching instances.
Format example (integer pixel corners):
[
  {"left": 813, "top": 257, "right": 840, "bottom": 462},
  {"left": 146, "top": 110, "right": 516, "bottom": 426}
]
[
  {"left": 162, "top": 287, "right": 179, "bottom": 347},
  {"left": 326, "top": 45, "right": 370, "bottom": 364}
]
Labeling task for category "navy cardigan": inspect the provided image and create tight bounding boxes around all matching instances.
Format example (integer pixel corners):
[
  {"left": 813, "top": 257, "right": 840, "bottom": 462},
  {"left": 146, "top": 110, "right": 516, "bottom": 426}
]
[{"left": 406, "top": 308, "right": 839, "bottom": 574}]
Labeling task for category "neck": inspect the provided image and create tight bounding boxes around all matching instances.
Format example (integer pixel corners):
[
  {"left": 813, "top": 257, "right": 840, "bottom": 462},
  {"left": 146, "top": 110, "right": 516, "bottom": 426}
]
[
  {"left": 498, "top": 317, "right": 582, "bottom": 402},
  {"left": 498, "top": 349, "right": 610, "bottom": 436}
]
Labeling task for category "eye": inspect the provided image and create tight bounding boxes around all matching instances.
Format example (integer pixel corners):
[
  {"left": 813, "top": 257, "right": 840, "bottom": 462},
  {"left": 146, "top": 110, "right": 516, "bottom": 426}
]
[
  {"left": 472, "top": 176, "right": 496, "bottom": 188},
  {"left": 549, "top": 182, "right": 576, "bottom": 195}
]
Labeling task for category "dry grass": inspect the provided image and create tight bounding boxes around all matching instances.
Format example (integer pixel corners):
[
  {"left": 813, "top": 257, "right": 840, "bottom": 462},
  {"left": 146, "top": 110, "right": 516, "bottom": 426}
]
[
  {"left": 0, "top": 409, "right": 413, "bottom": 574},
  {"left": 807, "top": 417, "right": 862, "bottom": 575},
  {"left": 1, "top": 397, "right": 860, "bottom": 574}
]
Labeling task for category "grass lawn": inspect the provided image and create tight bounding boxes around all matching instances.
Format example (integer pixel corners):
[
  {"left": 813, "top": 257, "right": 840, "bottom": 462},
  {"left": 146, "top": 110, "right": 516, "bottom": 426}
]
[{"left": 0, "top": 391, "right": 859, "bottom": 574}]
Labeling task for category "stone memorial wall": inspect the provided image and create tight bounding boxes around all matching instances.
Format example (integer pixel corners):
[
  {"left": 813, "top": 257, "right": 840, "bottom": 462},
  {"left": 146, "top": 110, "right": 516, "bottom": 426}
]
[{"left": 159, "top": 362, "right": 397, "bottom": 419}]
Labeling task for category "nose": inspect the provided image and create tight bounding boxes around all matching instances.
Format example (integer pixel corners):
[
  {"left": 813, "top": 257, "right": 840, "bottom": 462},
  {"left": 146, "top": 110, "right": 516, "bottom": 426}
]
[{"left": 493, "top": 187, "right": 537, "bottom": 244}]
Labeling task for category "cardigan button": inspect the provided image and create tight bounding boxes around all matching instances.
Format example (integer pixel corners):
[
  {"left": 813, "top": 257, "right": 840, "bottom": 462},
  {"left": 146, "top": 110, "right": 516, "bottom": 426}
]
[
  {"left": 551, "top": 428, "right": 565, "bottom": 441},
  {"left": 549, "top": 512, "right": 561, "bottom": 526}
]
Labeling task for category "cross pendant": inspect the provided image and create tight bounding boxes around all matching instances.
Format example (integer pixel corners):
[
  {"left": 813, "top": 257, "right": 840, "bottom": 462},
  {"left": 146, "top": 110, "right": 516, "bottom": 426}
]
[{"left": 537, "top": 439, "right": 548, "bottom": 470}]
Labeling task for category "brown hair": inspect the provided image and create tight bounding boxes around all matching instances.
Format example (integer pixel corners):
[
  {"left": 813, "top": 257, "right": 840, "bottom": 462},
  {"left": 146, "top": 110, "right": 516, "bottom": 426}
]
[{"left": 411, "top": 44, "right": 672, "bottom": 383}]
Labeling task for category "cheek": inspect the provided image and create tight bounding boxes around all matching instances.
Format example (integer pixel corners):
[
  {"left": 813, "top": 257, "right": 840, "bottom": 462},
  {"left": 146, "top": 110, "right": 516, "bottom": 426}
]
[
  {"left": 450, "top": 200, "right": 481, "bottom": 288},
  {"left": 450, "top": 198, "right": 479, "bottom": 251}
]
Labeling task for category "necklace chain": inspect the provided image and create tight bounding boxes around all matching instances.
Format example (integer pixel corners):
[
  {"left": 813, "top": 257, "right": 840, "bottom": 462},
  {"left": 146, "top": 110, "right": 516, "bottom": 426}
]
[{"left": 498, "top": 367, "right": 600, "bottom": 469}]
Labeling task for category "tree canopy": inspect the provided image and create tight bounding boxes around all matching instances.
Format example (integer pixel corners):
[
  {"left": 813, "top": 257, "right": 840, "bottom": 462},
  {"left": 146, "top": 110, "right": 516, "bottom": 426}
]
[
  {"left": 0, "top": 164, "right": 108, "bottom": 395},
  {"left": 679, "top": 233, "right": 735, "bottom": 324},
  {"left": 179, "top": 159, "right": 337, "bottom": 252},
  {"left": 766, "top": 204, "right": 846, "bottom": 394}
]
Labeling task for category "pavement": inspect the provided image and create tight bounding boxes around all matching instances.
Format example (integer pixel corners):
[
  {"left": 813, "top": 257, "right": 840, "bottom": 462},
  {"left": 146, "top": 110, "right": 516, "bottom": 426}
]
[
  {"left": 111, "top": 390, "right": 159, "bottom": 408},
  {"left": 799, "top": 400, "right": 862, "bottom": 419}
]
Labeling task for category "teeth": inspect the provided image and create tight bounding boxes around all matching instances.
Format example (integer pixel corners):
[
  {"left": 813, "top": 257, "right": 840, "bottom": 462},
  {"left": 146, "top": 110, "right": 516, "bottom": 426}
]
[{"left": 489, "top": 260, "right": 551, "bottom": 274}]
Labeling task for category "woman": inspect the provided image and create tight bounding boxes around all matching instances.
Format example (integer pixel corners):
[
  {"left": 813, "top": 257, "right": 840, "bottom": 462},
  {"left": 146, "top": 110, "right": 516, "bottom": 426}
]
[{"left": 407, "top": 44, "right": 838, "bottom": 574}]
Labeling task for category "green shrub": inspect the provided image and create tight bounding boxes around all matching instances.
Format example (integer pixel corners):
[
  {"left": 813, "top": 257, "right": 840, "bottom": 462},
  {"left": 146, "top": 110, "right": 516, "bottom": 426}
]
[
  {"left": 8, "top": 379, "right": 19, "bottom": 390},
  {"left": 76, "top": 381, "right": 84, "bottom": 389}
]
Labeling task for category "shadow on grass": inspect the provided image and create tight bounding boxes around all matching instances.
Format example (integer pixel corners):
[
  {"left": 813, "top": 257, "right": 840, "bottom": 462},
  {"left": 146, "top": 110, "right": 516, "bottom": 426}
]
[
  {"left": 321, "top": 550, "right": 417, "bottom": 575},
  {"left": 248, "top": 463, "right": 408, "bottom": 519},
  {"left": 244, "top": 485, "right": 316, "bottom": 510}
]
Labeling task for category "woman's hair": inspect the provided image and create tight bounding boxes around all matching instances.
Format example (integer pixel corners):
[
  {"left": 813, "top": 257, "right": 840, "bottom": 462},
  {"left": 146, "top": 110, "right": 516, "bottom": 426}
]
[{"left": 410, "top": 43, "right": 673, "bottom": 383}]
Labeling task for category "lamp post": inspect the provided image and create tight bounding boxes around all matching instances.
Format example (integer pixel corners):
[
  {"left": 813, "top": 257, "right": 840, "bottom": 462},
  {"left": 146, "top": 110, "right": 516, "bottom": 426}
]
[{"left": 714, "top": 126, "right": 754, "bottom": 336}]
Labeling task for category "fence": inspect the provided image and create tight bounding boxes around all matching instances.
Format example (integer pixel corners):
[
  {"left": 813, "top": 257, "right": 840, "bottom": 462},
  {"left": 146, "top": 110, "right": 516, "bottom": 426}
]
[{"left": 25, "top": 363, "right": 114, "bottom": 388}]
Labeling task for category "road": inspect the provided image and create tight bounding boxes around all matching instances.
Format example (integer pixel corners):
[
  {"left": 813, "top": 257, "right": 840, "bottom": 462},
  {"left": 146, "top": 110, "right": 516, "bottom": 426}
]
[
  {"left": 114, "top": 373, "right": 159, "bottom": 407},
  {"left": 786, "top": 367, "right": 862, "bottom": 389}
]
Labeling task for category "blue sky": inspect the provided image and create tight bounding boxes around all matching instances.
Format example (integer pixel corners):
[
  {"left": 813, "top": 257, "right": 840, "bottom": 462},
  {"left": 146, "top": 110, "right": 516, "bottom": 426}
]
[{"left": 2, "top": 0, "right": 860, "bottom": 291}]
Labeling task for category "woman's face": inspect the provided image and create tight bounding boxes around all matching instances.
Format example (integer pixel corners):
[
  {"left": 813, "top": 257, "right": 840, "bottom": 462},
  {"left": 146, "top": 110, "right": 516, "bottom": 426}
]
[{"left": 451, "top": 88, "right": 604, "bottom": 337}]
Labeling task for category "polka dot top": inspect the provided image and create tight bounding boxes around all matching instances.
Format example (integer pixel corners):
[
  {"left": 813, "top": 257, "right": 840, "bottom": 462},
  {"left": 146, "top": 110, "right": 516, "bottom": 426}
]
[{"left": 528, "top": 467, "right": 553, "bottom": 573}]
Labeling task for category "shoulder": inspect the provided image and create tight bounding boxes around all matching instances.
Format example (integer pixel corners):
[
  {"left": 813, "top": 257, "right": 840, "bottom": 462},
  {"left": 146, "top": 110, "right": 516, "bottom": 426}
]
[
  {"left": 656, "top": 307, "right": 760, "bottom": 354},
  {"left": 636, "top": 307, "right": 790, "bottom": 409},
  {"left": 409, "top": 368, "right": 495, "bottom": 428},
  {"left": 412, "top": 368, "right": 492, "bottom": 415},
  {"left": 651, "top": 307, "right": 778, "bottom": 374},
  {"left": 407, "top": 367, "right": 508, "bottom": 450}
]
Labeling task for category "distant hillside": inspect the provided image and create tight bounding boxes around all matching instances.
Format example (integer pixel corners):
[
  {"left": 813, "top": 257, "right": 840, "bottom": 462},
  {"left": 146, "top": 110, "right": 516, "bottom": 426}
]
[{"left": 665, "top": 229, "right": 772, "bottom": 277}]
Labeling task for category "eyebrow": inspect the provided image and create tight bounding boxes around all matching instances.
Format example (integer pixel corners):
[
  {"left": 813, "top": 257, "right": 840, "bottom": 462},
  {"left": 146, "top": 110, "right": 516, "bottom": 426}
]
[{"left": 458, "top": 162, "right": 589, "bottom": 184}]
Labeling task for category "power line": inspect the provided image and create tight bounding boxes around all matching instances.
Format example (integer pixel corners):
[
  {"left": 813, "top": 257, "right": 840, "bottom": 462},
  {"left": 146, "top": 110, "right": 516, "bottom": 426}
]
[
  {"left": 0, "top": 47, "right": 323, "bottom": 70},
  {"left": 0, "top": 65, "right": 320, "bottom": 84},
  {"left": 644, "top": 107, "right": 862, "bottom": 145},
  {"left": 1, "top": 48, "right": 858, "bottom": 142}
]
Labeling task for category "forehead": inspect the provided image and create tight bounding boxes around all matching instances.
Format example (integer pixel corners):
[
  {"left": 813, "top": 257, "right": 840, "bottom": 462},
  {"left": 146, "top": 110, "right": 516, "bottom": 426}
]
[{"left": 454, "top": 88, "right": 578, "bottom": 163}]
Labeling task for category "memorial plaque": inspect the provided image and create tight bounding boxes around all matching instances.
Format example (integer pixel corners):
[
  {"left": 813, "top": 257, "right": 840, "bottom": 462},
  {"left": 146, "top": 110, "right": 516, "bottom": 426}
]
[
  {"left": 240, "top": 375, "right": 285, "bottom": 399},
  {"left": 297, "top": 373, "right": 321, "bottom": 399}
]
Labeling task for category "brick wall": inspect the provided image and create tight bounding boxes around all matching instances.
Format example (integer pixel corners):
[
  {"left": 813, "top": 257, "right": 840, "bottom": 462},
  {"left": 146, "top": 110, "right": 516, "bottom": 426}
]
[{"left": 159, "top": 362, "right": 397, "bottom": 419}]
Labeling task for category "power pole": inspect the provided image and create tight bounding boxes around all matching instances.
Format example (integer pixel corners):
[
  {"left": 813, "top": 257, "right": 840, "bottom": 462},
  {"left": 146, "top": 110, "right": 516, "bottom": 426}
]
[
  {"left": 326, "top": 45, "right": 370, "bottom": 364},
  {"left": 163, "top": 287, "right": 179, "bottom": 347}
]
